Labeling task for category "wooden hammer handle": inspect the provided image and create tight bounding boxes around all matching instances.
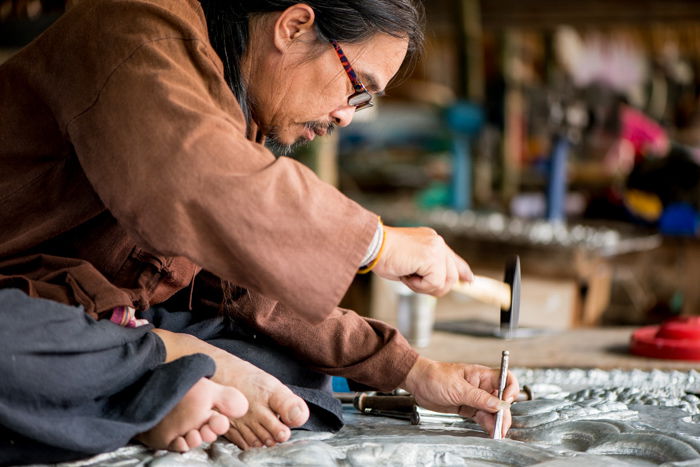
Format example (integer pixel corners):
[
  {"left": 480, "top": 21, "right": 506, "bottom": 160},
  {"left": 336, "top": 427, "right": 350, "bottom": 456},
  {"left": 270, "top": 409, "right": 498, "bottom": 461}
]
[{"left": 452, "top": 276, "right": 512, "bottom": 310}]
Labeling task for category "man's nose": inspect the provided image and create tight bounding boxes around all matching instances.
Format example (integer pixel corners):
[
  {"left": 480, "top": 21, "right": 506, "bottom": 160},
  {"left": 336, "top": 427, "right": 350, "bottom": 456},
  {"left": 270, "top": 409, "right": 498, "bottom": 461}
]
[{"left": 330, "top": 105, "right": 356, "bottom": 128}]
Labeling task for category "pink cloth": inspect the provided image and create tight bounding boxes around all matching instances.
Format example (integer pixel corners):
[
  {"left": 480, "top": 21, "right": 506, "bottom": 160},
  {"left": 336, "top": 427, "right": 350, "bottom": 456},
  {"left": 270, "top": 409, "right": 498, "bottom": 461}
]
[
  {"left": 109, "top": 306, "right": 149, "bottom": 328},
  {"left": 621, "top": 105, "right": 669, "bottom": 157}
]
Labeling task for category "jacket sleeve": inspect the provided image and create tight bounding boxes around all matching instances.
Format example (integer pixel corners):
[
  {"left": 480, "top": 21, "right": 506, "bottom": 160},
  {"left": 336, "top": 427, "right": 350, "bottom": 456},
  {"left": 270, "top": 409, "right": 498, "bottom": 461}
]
[
  {"left": 64, "top": 36, "right": 377, "bottom": 324},
  {"left": 162, "top": 271, "right": 419, "bottom": 391},
  {"left": 229, "top": 289, "right": 420, "bottom": 391},
  {"left": 272, "top": 307, "right": 420, "bottom": 391}
]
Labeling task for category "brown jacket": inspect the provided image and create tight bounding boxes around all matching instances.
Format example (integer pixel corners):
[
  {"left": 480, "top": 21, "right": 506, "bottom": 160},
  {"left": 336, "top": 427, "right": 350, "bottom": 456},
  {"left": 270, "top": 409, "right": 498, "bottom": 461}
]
[{"left": 0, "top": 0, "right": 417, "bottom": 390}]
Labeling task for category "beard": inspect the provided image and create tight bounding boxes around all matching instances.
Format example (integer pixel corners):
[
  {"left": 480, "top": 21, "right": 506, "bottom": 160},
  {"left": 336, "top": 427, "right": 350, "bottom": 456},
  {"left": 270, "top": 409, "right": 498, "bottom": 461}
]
[
  {"left": 265, "top": 122, "right": 336, "bottom": 157},
  {"left": 265, "top": 132, "right": 309, "bottom": 156}
]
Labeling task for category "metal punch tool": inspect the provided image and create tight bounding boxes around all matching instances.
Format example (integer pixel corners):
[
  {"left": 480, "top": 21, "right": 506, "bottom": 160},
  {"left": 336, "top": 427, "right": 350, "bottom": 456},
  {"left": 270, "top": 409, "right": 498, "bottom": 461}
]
[{"left": 493, "top": 350, "right": 510, "bottom": 439}]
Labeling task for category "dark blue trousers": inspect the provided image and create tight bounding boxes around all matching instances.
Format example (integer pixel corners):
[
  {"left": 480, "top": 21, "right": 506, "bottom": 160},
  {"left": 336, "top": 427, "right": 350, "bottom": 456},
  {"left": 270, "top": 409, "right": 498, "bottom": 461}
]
[{"left": 0, "top": 289, "right": 341, "bottom": 465}]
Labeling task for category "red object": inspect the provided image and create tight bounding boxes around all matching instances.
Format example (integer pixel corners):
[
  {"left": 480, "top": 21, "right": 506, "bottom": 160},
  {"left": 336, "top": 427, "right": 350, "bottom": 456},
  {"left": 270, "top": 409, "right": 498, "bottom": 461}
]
[
  {"left": 620, "top": 105, "right": 669, "bottom": 158},
  {"left": 630, "top": 317, "right": 700, "bottom": 361}
]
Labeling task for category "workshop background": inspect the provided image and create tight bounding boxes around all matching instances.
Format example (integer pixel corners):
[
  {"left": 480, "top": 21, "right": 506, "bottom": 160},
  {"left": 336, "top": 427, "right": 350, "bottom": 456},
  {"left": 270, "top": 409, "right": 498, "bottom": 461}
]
[{"left": 3, "top": 0, "right": 700, "bottom": 369}]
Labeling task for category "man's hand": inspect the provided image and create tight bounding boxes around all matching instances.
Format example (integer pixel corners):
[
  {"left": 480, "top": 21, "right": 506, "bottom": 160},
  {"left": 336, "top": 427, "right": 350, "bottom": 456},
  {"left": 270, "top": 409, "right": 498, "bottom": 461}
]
[
  {"left": 401, "top": 357, "right": 519, "bottom": 438},
  {"left": 373, "top": 226, "right": 474, "bottom": 296}
]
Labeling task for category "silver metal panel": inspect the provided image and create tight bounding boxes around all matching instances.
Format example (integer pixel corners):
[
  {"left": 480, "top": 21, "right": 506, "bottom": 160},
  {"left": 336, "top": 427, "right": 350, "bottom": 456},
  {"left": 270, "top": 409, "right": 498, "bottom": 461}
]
[{"left": 43, "top": 369, "right": 700, "bottom": 466}]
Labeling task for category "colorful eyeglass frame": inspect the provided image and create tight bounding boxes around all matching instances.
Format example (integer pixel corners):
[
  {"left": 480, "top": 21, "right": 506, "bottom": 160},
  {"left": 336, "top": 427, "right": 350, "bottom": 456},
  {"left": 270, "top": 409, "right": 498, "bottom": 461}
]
[{"left": 330, "top": 40, "right": 374, "bottom": 111}]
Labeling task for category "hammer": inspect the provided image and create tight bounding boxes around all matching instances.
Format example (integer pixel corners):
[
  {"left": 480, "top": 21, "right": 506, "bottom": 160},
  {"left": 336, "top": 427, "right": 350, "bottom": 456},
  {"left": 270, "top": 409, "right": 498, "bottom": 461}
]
[{"left": 451, "top": 256, "right": 521, "bottom": 338}]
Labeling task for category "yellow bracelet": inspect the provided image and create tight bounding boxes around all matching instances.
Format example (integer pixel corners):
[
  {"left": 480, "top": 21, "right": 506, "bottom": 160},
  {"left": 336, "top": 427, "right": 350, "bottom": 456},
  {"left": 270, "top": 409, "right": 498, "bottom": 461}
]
[{"left": 358, "top": 223, "right": 386, "bottom": 274}]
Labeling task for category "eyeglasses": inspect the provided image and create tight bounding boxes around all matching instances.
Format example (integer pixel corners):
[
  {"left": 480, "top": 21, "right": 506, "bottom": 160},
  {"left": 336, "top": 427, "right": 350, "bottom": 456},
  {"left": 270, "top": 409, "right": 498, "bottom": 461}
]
[{"left": 330, "top": 40, "right": 374, "bottom": 111}]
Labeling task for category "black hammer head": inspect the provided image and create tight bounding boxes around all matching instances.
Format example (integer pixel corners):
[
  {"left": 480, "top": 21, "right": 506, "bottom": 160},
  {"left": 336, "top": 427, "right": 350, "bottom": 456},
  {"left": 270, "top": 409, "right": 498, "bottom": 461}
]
[{"left": 500, "top": 256, "right": 521, "bottom": 338}]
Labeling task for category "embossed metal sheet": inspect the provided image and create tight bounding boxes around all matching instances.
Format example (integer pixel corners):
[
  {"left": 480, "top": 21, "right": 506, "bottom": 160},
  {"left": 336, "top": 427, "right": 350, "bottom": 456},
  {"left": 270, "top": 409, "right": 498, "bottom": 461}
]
[{"left": 40, "top": 369, "right": 700, "bottom": 466}]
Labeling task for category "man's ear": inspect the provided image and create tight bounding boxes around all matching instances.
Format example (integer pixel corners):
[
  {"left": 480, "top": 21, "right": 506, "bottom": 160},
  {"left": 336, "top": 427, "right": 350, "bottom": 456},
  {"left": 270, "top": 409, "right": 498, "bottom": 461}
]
[{"left": 273, "top": 4, "right": 316, "bottom": 52}]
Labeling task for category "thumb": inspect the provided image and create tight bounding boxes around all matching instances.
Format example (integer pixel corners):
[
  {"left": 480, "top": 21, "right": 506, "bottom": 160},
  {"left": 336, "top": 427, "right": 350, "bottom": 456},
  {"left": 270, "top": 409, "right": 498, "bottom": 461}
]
[
  {"left": 459, "top": 383, "right": 510, "bottom": 413},
  {"left": 451, "top": 250, "right": 474, "bottom": 282},
  {"left": 458, "top": 258, "right": 474, "bottom": 282}
]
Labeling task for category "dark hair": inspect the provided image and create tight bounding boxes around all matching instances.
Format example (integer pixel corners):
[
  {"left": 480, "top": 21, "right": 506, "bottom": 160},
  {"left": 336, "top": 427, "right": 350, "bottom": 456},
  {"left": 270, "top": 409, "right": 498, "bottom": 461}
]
[{"left": 199, "top": 0, "right": 425, "bottom": 122}]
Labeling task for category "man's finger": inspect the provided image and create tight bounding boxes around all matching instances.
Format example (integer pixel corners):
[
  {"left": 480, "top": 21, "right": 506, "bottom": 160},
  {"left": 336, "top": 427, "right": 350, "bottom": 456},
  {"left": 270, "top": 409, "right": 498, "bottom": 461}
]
[
  {"left": 451, "top": 249, "right": 473, "bottom": 282},
  {"left": 501, "top": 406, "right": 512, "bottom": 438},
  {"left": 475, "top": 407, "right": 511, "bottom": 438},
  {"left": 503, "top": 372, "right": 520, "bottom": 403},
  {"left": 458, "top": 383, "right": 510, "bottom": 413},
  {"left": 403, "top": 269, "right": 446, "bottom": 296},
  {"left": 473, "top": 410, "right": 495, "bottom": 436},
  {"left": 457, "top": 405, "right": 477, "bottom": 419},
  {"left": 439, "top": 255, "right": 459, "bottom": 296},
  {"left": 402, "top": 274, "right": 439, "bottom": 295}
]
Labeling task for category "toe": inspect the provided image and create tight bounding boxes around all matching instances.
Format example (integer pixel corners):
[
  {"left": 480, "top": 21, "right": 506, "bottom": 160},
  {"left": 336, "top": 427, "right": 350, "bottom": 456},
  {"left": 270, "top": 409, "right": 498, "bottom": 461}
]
[
  {"left": 269, "top": 389, "right": 308, "bottom": 427},
  {"left": 214, "top": 385, "right": 249, "bottom": 420},
  {"left": 263, "top": 437, "right": 276, "bottom": 447},
  {"left": 274, "top": 425, "right": 290, "bottom": 443},
  {"left": 169, "top": 436, "right": 189, "bottom": 453},
  {"left": 184, "top": 429, "right": 203, "bottom": 449},
  {"left": 208, "top": 411, "right": 230, "bottom": 435},
  {"left": 235, "top": 421, "right": 264, "bottom": 448},
  {"left": 249, "top": 421, "right": 277, "bottom": 447},
  {"left": 199, "top": 424, "right": 218, "bottom": 444},
  {"left": 253, "top": 407, "right": 289, "bottom": 442},
  {"left": 225, "top": 427, "right": 250, "bottom": 450}
]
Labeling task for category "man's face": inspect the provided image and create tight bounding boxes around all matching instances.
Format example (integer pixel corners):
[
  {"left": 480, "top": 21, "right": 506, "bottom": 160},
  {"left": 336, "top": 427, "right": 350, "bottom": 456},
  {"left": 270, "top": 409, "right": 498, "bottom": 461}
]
[{"left": 250, "top": 33, "right": 409, "bottom": 155}]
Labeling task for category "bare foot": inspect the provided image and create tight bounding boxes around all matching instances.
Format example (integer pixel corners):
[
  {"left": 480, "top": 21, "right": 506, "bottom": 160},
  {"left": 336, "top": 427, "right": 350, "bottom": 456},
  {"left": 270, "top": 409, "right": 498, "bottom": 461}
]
[
  {"left": 219, "top": 359, "right": 309, "bottom": 450},
  {"left": 149, "top": 329, "right": 309, "bottom": 450},
  {"left": 137, "top": 377, "right": 248, "bottom": 452}
]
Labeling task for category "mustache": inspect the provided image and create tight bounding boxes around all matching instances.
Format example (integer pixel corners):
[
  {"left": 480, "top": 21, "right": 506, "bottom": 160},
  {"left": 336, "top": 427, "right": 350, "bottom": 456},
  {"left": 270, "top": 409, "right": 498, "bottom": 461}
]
[{"left": 303, "top": 121, "right": 336, "bottom": 136}]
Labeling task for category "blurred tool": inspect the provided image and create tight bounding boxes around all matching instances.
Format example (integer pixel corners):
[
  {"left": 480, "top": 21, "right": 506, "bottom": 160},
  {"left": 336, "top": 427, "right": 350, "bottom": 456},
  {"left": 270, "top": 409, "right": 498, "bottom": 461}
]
[
  {"left": 546, "top": 135, "right": 569, "bottom": 222},
  {"left": 545, "top": 97, "right": 587, "bottom": 223},
  {"left": 492, "top": 350, "right": 510, "bottom": 440},
  {"left": 344, "top": 384, "right": 536, "bottom": 428},
  {"left": 353, "top": 392, "right": 420, "bottom": 425},
  {"left": 343, "top": 386, "right": 535, "bottom": 407},
  {"left": 444, "top": 101, "right": 483, "bottom": 212},
  {"left": 354, "top": 393, "right": 416, "bottom": 412},
  {"left": 515, "top": 385, "right": 534, "bottom": 402},
  {"left": 450, "top": 256, "right": 521, "bottom": 338}
]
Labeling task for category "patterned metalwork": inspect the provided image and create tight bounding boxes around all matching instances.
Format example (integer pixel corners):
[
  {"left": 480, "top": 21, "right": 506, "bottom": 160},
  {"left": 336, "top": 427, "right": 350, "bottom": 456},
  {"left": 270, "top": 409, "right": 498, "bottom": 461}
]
[{"left": 48, "top": 369, "right": 700, "bottom": 466}]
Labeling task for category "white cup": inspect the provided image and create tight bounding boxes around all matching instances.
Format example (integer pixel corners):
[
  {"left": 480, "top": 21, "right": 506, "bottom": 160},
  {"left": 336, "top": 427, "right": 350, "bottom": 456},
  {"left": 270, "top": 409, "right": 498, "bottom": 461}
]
[{"left": 392, "top": 282, "right": 437, "bottom": 348}]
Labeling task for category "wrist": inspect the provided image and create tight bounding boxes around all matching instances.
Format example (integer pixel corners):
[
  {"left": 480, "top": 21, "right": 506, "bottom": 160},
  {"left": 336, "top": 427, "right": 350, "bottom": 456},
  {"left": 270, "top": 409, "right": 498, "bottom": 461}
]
[
  {"left": 359, "top": 218, "right": 383, "bottom": 267},
  {"left": 400, "top": 356, "right": 430, "bottom": 393},
  {"left": 358, "top": 219, "right": 386, "bottom": 274}
]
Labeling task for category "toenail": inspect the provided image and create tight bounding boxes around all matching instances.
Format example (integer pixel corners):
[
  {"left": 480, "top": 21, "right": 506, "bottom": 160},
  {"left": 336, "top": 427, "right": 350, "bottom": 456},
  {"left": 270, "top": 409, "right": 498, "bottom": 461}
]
[
  {"left": 276, "top": 430, "right": 287, "bottom": 441},
  {"left": 265, "top": 439, "right": 274, "bottom": 447},
  {"left": 290, "top": 406, "right": 302, "bottom": 421}
]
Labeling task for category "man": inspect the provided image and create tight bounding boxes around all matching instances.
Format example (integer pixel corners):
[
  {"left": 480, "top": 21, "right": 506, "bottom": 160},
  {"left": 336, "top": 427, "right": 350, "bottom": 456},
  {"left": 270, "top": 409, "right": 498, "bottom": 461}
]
[{"left": 0, "top": 0, "right": 519, "bottom": 463}]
